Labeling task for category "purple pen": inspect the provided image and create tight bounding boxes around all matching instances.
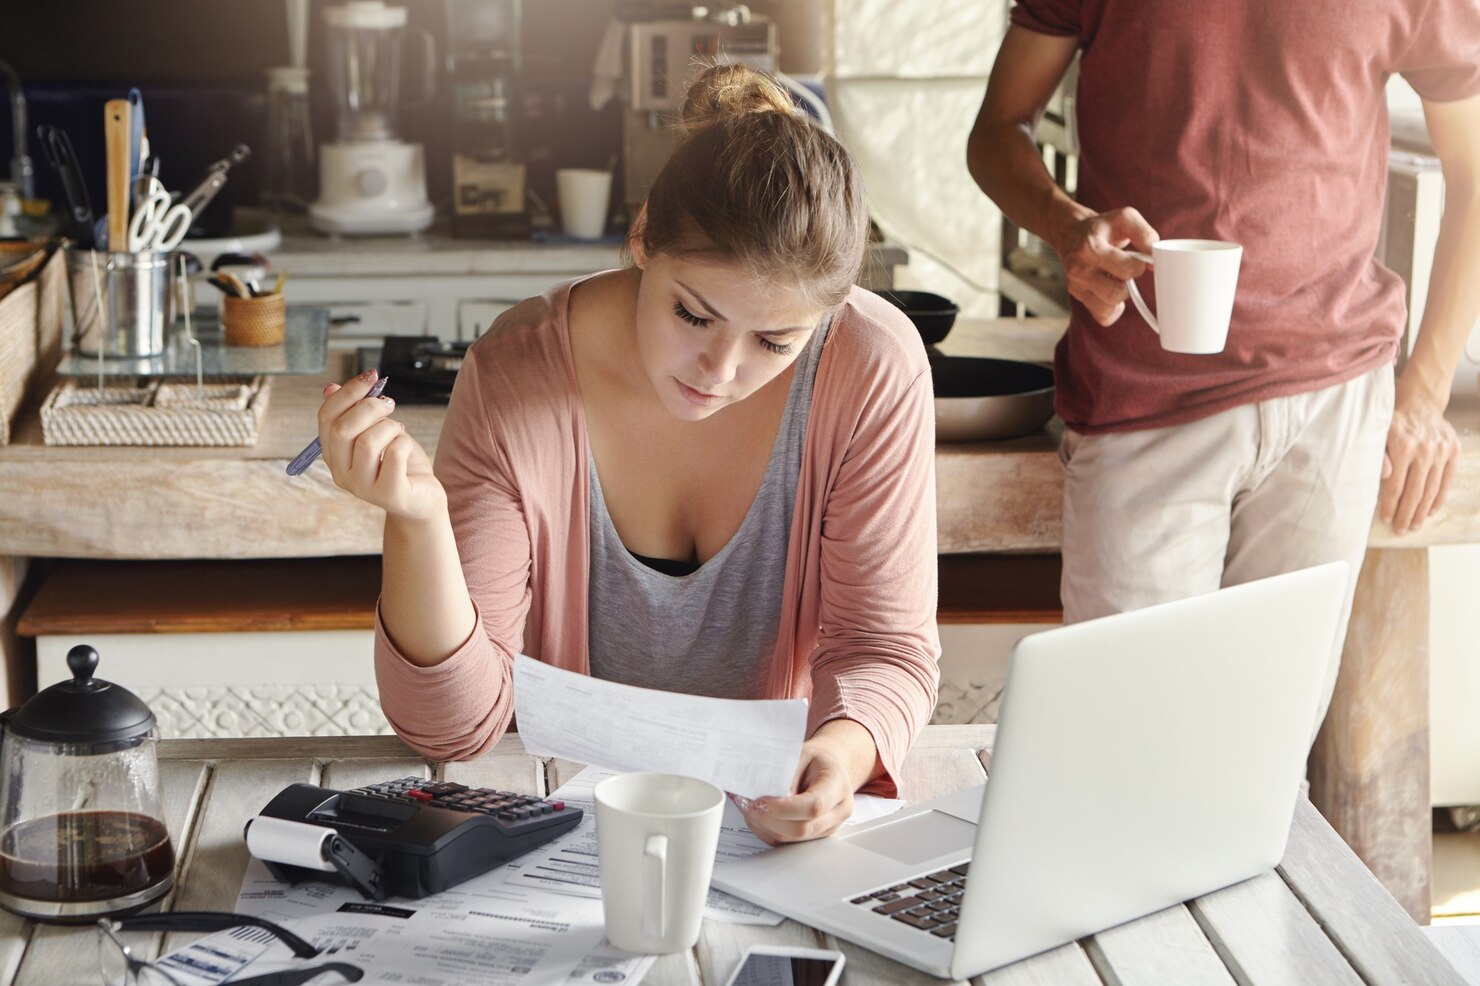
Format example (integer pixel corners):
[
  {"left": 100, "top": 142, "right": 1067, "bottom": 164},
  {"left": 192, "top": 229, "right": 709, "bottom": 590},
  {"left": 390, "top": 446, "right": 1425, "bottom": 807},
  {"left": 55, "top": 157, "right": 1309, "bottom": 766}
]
[{"left": 285, "top": 376, "right": 390, "bottom": 477}]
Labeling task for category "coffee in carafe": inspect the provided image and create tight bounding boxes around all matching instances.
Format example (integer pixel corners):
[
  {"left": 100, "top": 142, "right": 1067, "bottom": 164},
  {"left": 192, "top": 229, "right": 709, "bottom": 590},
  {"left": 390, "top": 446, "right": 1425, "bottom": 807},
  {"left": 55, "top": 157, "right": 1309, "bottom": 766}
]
[
  {"left": 0, "top": 645, "right": 174, "bottom": 922},
  {"left": 0, "top": 811, "right": 173, "bottom": 905}
]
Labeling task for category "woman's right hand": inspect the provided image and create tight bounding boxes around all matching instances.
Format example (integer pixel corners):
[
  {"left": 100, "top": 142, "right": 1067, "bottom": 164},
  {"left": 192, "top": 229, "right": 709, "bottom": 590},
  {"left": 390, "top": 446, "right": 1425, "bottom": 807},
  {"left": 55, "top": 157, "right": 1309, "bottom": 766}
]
[{"left": 317, "top": 369, "right": 446, "bottom": 523}]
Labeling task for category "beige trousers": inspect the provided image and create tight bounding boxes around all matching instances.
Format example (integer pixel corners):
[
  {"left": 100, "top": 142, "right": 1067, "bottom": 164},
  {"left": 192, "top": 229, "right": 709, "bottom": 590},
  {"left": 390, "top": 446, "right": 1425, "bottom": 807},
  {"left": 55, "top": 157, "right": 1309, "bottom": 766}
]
[{"left": 1059, "top": 363, "right": 1395, "bottom": 732}]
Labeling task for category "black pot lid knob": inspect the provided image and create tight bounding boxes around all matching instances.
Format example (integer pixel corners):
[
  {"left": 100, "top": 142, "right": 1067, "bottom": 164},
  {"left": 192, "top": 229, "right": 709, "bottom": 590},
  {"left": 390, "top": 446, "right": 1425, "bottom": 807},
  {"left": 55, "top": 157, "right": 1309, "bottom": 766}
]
[{"left": 67, "top": 644, "right": 100, "bottom": 685}]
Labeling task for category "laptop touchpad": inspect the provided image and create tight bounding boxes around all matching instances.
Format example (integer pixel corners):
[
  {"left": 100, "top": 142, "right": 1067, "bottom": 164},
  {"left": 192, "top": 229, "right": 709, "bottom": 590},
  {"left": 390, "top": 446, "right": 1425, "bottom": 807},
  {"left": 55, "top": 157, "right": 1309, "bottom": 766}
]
[{"left": 842, "top": 810, "right": 976, "bottom": 867}]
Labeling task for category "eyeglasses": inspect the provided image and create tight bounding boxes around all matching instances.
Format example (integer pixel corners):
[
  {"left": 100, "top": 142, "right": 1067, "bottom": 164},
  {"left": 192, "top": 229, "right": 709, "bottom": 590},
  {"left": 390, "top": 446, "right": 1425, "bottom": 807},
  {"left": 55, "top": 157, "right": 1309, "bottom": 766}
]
[{"left": 97, "top": 911, "right": 364, "bottom": 986}]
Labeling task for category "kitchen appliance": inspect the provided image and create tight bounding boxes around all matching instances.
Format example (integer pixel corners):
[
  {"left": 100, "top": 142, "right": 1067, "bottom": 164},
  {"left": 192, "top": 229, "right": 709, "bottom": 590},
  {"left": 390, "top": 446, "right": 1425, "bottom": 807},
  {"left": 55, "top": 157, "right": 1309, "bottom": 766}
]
[
  {"left": 263, "top": 66, "right": 316, "bottom": 213},
  {"left": 0, "top": 645, "right": 174, "bottom": 922},
  {"left": 446, "top": 0, "right": 530, "bottom": 238},
  {"left": 264, "top": 0, "right": 317, "bottom": 213},
  {"left": 310, "top": 0, "right": 437, "bottom": 235},
  {"left": 614, "top": 3, "right": 778, "bottom": 215},
  {"left": 377, "top": 334, "right": 468, "bottom": 403},
  {"left": 0, "top": 58, "right": 35, "bottom": 200}
]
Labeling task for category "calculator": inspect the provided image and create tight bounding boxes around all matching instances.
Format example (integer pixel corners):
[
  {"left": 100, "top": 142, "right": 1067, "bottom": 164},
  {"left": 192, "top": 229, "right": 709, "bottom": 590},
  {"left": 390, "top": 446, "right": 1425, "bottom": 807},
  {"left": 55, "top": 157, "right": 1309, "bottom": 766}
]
[{"left": 253, "top": 776, "right": 583, "bottom": 899}]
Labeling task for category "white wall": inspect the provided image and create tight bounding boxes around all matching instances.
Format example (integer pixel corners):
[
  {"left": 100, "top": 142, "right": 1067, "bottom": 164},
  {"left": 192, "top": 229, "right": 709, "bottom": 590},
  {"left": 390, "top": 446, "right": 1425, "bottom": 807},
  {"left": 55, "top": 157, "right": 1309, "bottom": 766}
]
[
  {"left": 826, "top": 0, "right": 1006, "bottom": 316},
  {"left": 1431, "top": 545, "right": 1480, "bottom": 806}
]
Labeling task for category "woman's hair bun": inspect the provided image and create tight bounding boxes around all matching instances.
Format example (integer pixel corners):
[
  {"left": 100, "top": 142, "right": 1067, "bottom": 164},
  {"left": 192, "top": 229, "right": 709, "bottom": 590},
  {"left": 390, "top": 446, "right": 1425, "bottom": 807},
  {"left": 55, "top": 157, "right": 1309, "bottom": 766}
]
[
  {"left": 678, "top": 63, "right": 796, "bottom": 132},
  {"left": 639, "top": 61, "right": 869, "bottom": 309}
]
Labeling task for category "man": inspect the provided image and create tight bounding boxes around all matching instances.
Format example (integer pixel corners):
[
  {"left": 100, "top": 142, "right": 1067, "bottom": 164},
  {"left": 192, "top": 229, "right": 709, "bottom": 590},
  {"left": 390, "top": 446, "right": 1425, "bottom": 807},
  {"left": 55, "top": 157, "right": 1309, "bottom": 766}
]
[{"left": 966, "top": 1, "right": 1480, "bottom": 726}]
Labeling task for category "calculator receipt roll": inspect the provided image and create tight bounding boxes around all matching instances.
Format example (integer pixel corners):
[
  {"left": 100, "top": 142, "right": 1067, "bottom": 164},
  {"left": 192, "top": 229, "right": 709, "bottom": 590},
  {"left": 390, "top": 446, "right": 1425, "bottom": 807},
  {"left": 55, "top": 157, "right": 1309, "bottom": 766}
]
[{"left": 246, "top": 815, "right": 339, "bottom": 872}]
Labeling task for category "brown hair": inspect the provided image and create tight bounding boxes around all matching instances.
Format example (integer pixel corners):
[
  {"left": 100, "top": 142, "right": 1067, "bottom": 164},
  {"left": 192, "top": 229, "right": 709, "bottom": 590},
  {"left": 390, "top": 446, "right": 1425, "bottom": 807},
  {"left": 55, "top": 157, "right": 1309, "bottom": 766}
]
[{"left": 636, "top": 64, "right": 869, "bottom": 309}]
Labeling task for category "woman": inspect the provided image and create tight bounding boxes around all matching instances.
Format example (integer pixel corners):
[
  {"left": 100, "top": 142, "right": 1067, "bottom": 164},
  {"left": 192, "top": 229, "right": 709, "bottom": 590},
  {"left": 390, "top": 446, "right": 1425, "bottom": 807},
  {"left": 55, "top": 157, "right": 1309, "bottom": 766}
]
[{"left": 317, "top": 65, "right": 940, "bottom": 845}]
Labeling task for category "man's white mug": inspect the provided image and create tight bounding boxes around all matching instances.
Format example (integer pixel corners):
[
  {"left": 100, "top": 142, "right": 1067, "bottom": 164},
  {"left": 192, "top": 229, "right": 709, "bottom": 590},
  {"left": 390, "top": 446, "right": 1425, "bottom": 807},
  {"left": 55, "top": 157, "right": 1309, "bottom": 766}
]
[
  {"left": 1125, "top": 239, "right": 1243, "bottom": 354},
  {"left": 594, "top": 772, "right": 724, "bottom": 954}
]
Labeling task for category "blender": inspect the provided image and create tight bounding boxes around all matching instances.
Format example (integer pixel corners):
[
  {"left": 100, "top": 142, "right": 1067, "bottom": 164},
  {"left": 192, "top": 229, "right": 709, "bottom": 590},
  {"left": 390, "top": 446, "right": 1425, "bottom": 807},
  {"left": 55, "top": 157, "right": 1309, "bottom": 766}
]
[{"left": 310, "top": 0, "right": 436, "bottom": 235}]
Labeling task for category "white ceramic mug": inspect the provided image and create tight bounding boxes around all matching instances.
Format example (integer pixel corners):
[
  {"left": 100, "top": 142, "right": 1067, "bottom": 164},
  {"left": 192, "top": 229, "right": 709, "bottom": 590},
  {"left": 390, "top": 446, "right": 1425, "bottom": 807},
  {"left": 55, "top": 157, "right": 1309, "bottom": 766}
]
[
  {"left": 556, "top": 168, "right": 613, "bottom": 240},
  {"left": 1124, "top": 239, "right": 1243, "bottom": 354},
  {"left": 594, "top": 772, "right": 724, "bottom": 954}
]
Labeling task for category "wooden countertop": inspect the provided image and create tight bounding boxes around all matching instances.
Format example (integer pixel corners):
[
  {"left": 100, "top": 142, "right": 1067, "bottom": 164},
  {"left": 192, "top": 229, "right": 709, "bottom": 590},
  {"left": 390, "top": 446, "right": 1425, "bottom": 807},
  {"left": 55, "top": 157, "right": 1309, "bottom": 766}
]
[{"left": 0, "top": 318, "right": 1475, "bottom": 559}]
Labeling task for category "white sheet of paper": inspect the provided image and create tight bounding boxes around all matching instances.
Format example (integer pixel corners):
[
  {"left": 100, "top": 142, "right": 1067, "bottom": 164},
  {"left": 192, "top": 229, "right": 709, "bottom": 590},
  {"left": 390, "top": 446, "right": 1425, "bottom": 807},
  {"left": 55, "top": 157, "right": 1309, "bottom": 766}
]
[
  {"left": 514, "top": 654, "right": 808, "bottom": 799},
  {"left": 844, "top": 794, "right": 908, "bottom": 826},
  {"left": 233, "top": 857, "right": 653, "bottom": 985},
  {"left": 148, "top": 926, "right": 275, "bottom": 985},
  {"left": 173, "top": 896, "right": 607, "bottom": 986}
]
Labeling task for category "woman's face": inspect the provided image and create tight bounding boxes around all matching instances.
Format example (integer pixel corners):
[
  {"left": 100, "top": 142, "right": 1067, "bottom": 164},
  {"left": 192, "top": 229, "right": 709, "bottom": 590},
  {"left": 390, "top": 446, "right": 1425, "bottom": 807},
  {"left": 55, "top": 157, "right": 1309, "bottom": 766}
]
[{"left": 632, "top": 249, "right": 829, "bottom": 422}]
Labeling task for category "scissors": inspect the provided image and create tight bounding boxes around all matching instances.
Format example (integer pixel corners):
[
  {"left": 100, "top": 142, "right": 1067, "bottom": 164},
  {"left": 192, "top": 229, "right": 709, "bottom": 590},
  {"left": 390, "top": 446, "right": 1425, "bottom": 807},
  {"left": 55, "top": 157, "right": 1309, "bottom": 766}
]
[{"left": 126, "top": 176, "right": 192, "bottom": 253}]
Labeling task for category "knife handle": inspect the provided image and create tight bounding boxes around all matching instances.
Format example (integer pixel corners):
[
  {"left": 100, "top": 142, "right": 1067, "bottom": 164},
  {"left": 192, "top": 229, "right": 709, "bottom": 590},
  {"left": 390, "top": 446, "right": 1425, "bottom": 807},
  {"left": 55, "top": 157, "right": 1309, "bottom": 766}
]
[{"left": 104, "top": 99, "right": 131, "bottom": 252}]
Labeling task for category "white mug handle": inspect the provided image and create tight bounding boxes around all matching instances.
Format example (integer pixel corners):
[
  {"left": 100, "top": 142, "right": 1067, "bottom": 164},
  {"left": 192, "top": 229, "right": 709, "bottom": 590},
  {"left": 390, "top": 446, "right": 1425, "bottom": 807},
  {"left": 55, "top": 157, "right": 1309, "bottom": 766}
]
[
  {"left": 643, "top": 834, "right": 668, "bottom": 941},
  {"left": 1124, "top": 250, "right": 1158, "bottom": 335}
]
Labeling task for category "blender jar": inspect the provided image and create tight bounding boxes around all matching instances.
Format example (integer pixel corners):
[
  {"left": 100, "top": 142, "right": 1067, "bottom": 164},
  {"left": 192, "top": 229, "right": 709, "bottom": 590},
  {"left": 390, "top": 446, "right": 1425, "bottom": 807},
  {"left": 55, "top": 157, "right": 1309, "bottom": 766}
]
[{"left": 326, "top": 1, "right": 410, "bottom": 142}]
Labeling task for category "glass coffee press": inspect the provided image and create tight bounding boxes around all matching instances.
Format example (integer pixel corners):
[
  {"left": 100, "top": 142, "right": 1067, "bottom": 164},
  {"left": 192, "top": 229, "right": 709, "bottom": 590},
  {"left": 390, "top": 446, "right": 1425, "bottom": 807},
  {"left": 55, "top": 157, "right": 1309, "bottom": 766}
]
[{"left": 0, "top": 645, "right": 174, "bottom": 922}]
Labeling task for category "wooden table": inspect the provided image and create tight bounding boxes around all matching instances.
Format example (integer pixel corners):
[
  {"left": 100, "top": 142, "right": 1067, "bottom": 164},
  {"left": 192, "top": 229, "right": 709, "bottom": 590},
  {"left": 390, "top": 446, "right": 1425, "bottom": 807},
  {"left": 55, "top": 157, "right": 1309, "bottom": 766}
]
[
  {"left": 0, "top": 728, "right": 1463, "bottom": 986},
  {"left": 1, "top": 318, "right": 1477, "bottom": 921}
]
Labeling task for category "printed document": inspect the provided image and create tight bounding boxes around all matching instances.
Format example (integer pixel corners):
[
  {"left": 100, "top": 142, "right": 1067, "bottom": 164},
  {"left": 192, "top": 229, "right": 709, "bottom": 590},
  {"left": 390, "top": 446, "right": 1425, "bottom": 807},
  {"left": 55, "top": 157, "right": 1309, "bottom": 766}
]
[
  {"left": 514, "top": 654, "right": 807, "bottom": 799},
  {"left": 208, "top": 858, "right": 653, "bottom": 986}
]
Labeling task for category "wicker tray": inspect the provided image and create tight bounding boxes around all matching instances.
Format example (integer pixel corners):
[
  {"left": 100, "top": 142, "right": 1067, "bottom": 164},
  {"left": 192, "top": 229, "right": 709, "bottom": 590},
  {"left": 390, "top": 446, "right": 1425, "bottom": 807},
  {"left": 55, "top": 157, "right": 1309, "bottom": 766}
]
[
  {"left": 40, "top": 374, "right": 272, "bottom": 446},
  {"left": 0, "top": 245, "right": 66, "bottom": 444}
]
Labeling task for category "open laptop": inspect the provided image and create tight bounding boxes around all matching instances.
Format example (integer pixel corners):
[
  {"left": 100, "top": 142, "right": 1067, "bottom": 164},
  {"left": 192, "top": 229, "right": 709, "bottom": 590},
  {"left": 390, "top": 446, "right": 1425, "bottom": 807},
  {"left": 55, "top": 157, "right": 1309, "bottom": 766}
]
[{"left": 711, "top": 562, "right": 1348, "bottom": 979}]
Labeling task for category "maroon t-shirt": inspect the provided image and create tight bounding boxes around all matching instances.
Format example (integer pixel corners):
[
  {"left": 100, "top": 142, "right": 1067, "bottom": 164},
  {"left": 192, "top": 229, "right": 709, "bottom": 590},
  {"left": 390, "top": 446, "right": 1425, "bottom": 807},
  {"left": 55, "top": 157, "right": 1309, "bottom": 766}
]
[{"left": 1010, "top": 0, "right": 1480, "bottom": 433}]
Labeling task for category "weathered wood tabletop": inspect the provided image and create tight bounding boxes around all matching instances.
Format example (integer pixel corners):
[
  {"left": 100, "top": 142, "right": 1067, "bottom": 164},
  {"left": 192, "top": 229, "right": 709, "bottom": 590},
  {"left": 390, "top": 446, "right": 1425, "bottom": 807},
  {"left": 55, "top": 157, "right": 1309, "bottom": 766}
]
[{"left": 0, "top": 727, "right": 1460, "bottom": 985}]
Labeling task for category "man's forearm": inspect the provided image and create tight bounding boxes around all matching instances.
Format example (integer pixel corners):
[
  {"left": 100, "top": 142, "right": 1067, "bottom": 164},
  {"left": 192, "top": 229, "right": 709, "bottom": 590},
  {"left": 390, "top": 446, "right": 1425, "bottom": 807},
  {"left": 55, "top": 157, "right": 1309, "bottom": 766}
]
[
  {"left": 966, "top": 119, "right": 1092, "bottom": 257},
  {"left": 1400, "top": 181, "right": 1480, "bottom": 407}
]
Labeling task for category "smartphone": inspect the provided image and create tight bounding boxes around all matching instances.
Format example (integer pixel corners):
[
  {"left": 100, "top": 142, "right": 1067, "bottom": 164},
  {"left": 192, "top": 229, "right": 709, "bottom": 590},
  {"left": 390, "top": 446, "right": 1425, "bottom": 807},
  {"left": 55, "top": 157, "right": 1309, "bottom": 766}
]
[{"left": 721, "top": 945, "right": 846, "bottom": 986}]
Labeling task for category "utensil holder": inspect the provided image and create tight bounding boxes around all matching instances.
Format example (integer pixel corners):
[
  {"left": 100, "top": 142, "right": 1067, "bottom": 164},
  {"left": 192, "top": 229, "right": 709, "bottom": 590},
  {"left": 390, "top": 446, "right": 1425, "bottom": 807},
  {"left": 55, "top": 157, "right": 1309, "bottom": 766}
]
[
  {"left": 221, "top": 293, "right": 287, "bottom": 347},
  {"left": 65, "top": 248, "right": 171, "bottom": 358}
]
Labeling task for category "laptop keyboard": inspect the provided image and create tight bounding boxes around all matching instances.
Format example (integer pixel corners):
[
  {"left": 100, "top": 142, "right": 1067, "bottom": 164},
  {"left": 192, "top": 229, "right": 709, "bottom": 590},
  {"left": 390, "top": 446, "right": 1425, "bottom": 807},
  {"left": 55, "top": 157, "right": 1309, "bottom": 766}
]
[{"left": 848, "top": 862, "right": 969, "bottom": 941}]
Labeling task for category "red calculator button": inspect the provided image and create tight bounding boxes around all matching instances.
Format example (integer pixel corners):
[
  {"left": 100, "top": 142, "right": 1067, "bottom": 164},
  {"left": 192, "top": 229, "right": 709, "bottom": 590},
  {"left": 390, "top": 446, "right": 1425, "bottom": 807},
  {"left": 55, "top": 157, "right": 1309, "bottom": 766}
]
[
  {"left": 551, "top": 802, "right": 565, "bottom": 811},
  {"left": 406, "top": 789, "right": 434, "bottom": 802}
]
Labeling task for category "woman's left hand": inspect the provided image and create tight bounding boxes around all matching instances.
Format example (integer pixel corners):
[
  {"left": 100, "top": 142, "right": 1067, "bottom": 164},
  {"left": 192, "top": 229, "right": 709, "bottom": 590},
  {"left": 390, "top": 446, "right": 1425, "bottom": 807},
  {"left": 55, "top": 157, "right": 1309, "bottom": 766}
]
[{"left": 738, "top": 720, "right": 881, "bottom": 845}]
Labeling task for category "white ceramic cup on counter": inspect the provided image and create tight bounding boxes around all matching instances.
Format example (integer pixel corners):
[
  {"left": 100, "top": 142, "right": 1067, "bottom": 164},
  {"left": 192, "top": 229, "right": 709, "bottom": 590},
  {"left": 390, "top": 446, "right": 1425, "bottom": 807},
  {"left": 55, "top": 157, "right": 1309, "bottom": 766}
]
[
  {"left": 594, "top": 772, "right": 724, "bottom": 954},
  {"left": 1125, "top": 239, "right": 1243, "bottom": 354},
  {"left": 557, "top": 168, "right": 613, "bottom": 240}
]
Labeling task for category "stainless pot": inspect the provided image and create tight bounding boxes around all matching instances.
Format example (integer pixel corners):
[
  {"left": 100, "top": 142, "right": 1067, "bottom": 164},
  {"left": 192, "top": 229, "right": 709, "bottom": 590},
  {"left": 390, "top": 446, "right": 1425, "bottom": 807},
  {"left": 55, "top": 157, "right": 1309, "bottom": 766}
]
[{"left": 930, "top": 354, "right": 1055, "bottom": 442}]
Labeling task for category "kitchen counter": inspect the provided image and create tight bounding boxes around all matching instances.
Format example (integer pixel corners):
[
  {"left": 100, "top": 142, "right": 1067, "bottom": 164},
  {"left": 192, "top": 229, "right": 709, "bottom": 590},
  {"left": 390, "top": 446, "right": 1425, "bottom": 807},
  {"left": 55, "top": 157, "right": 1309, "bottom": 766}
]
[
  {"left": 270, "top": 227, "right": 911, "bottom": 280},
  {"left": 0, "top": 317, "right": 1473, "bottom": 558},
  {"left": 0, "top": 316, "right": 1475, "bottom": 921},
  {"left": 0, "top": 317, "right": 1067, "bottom": 560}
]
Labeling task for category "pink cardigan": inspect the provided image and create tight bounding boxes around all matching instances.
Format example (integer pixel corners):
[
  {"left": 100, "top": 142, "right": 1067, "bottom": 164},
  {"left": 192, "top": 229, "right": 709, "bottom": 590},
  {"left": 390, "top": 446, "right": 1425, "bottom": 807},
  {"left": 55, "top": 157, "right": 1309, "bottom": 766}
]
[{"left": 375, "top": 277, "right": 942, "bottom": 796}]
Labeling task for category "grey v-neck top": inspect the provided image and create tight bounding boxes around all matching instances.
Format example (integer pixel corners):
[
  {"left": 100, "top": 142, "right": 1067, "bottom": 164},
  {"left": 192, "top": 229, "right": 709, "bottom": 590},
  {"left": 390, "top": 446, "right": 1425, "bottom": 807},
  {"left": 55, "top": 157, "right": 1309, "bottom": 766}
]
[{"left": 587, "top": 325, "right": 826, "bottom": 698}]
